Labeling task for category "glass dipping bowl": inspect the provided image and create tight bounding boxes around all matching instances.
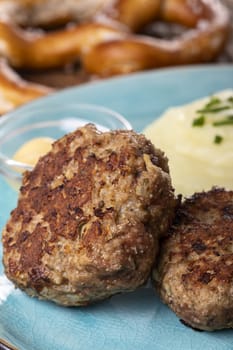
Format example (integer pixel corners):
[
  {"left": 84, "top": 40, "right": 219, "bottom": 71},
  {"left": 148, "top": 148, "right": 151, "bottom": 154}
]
[{"left": 0, "top": 103, "right": 132, "bottom": 188}]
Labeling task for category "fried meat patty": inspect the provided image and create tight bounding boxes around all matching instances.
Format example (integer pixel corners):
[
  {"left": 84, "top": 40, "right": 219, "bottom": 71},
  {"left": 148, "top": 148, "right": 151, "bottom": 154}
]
[
  {"left": 2, "top": 124, "right": 176, "bottom": 306},
  {"left": 154, "top": 188, "right": 233, "bottom": 330}
]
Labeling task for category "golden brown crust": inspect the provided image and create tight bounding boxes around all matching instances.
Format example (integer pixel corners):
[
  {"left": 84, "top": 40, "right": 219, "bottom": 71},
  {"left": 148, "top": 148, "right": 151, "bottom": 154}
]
[
  {"left": 154, "top": 188, "right": 233, "bottom": 330},
  {"left": 3, "top": 124, "right": 176, "bottom": 305},
  {"left": 0, "top": 0, "right": 110, "bottom": 27}
]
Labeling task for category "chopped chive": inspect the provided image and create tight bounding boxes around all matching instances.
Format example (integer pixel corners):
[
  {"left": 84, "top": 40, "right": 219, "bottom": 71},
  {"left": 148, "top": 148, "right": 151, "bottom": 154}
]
[
  {"left": 197, "top": 106, "right": 231, "bottom": 114},
  {"left": 212, "top": 115, "right": 233, "bottom": 126},
  {"left": 206, "top": 97, "right": 221, "bottom": 108},
  {"left": 192, "top": 115, "right": 205, "bottom": 127},
  {"left": 214, "top": 135, "right": 223, "bottom": 144}
]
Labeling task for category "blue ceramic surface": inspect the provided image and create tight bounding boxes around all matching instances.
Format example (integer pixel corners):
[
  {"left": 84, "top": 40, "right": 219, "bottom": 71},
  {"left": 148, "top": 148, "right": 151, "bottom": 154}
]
[{"left": 0, "top": 65, "right": 233, "bottom": 350}]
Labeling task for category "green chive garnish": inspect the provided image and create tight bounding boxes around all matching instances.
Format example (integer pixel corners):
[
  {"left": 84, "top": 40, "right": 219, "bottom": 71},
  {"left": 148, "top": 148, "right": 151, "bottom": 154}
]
[
  {"left": 214, "top": 135, "right": 223, "bottom": 144},
  {"left": 197, "top": 106, "right": 231, "bottom": 114},
  {"left": 212, "top": 115, "right": 233, "bottom": 126},
  {"left": 206, "top": 97, "right": 221, "bottom": 108},
  {"left": 192, "top": 115, "right": 205, "bottom": 127},
  {"left": 192, "top": 95, "right": 232, "bottom": 143}
]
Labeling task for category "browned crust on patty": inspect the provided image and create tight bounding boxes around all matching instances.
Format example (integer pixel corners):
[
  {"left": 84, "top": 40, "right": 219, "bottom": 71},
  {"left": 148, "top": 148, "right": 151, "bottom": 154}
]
[
  {"left": 3, "top": 124, "right": 176, "bottom": 305},
  {"left": 154, "top": 187, "right": 233, "bottom": 330}
]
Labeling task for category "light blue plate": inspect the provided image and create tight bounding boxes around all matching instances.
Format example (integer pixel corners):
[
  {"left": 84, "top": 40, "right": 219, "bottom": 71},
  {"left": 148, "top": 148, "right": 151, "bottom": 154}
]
[{"left": 0, "top": 65, "right": 233, "bottom": 350}]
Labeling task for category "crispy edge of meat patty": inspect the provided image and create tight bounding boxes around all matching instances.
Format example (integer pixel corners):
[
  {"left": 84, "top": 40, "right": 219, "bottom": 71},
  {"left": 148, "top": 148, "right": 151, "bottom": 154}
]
[
  {"left": 153, "top": 187, "right": 233, "bottom": 330},
  {"left": 2, "top": 124, "right": 176, "bottom": 305}
]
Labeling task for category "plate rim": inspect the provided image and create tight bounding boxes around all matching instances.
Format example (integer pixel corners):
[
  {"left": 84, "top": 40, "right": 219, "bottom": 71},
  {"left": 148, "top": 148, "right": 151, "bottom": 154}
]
[
  {"left": 2, "top": 64, "right": 233, "bottom": 118},
  {"left": 0, "top": 63, "right": 233, "bottom": 350}
]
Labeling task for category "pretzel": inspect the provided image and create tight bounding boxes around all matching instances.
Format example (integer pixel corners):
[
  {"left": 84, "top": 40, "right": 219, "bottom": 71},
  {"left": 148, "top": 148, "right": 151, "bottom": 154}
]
[
  {"left": 0, "top": 0, "right": 229, "bottom": 71},
  {"left": 0, "top": 0, "right": 230, "bottom": 113},
  {"left": 0, "top": 59, "right": 52, "bottom": 114},
  {"left": 0, "top": 0, "right": 110, "bottom": 27},
  {"left": 83, "top": 0, "right": 230, "bottom": 76}
]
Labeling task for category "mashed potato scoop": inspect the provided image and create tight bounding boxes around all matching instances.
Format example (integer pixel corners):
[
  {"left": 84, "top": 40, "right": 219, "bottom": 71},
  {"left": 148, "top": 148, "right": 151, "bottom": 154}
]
[{"left": 144, "top": 89, "right": 233, "bottom": 196}]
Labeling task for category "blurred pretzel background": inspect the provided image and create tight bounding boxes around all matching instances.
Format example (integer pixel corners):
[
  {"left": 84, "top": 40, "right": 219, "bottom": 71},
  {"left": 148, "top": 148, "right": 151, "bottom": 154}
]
[
  {"left": 17, "top": 0, "right": 233, "bottom": 89},
  {"left": 0, "top": 0, "right": 232, "bottom": 115},
  {"left": 217, "top": 0, "right": 233, "bottom": 61}
]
